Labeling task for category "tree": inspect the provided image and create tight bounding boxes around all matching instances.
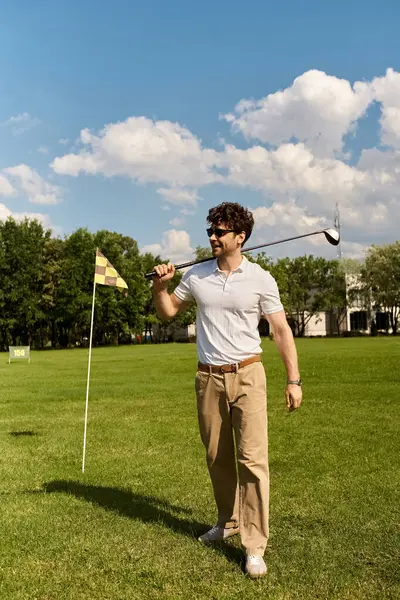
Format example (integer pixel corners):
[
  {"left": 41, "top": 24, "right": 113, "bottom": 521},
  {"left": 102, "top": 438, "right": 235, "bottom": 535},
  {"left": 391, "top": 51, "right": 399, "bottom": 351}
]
[
  {"left": 321, "top": 260, "right": 349, "bottom": 335},
  {"left": 140, "top": 251, "right": 163, "bottom": 342},
  {"left": 92, "top": 230, "right": 147, "bottom": 345},
  {"left": 167, "top": 269, "right": 197, "bottom": 334},
  {"left": 40, "top": 237, "right": 64, "bottom": 348},
  {"left": 360, "top": 243, "right": 400, "bottom": 335},
  {"left": 55, "top": 228, "right": 95, "bottom": 347},
  {"left": 139, "top": 252, "right": 198, "bottom": 343},
  {"left": 340, "top": 258, "right": 364, "bottom": 276},
  {"left": 194, "top": 246, "right": 212, "bottom": 260},
  {"left": 250, "top": 252, "right": 274, "bottom": 272},
  {"left": 0, "top": 218, "right": 50, "bottom": 349},
  {"left": 269, "top": 256, "right": 340, "bottom": 337}
]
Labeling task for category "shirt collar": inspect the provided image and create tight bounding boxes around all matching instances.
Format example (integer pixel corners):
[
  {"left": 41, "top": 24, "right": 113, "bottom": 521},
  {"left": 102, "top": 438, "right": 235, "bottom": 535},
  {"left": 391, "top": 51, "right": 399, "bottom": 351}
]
[{"left": 213, "top": 255, "right": 248, "bottom": 274}]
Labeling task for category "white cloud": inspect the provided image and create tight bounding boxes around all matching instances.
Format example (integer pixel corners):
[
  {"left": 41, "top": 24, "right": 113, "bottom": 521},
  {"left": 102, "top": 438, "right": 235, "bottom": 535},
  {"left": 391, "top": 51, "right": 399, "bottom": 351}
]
[
  {"left": 59, "top": 138, "right": 70, "bottom": 145},
  {"left": 219, "top": 143, "right": 393, "bottom": 235},
  {"left": 0, "top": 174, "right": 15, "bottom": 197},
  {"left": 169, "top": 217, "right": 185, "bottom": 227},
  {"left": 51, "top": 117, "right": 222, "bottom": 188},
  {"left": 1, "top": 112, "right": 41, "bottom": 135},
  {"left": 341, "top": 241, "right": 369, "bottom": 260},
  {"left": 0, "top": 203, "right": 14, "bottom": 221},
  {"left": 223, "top": 70, "right": 373, "bottom": 157},
  {"left": 222, "top": 142, "right": 370, "bottom": 199},
  {"left": 248, "top": 193, "right": 393, "bottom": 259},
  {"left": 0, "top": 202, "right": 57, "bottom": 231},
  {"left": 141, "top": 229, "right": 194, "bottom": 263},
  {"left": 37, "top": 146, "right": 49, "bottom": 155},
  {"left": 49, "top": 68, "right": 400, "bottom": 256},
  {"left": 253, "top": 200, "right": 327, "bottom": 236},
  {"left": 370, "top": 68, "right": 400, "bottom": 148},
  {"left": 4, "top": 164, "right": 63, "bottom": 205},
  {"left": 248, "top": 201, "right": 333, "bottom": 257},
  {"left": 157, "top": 187, "right": 200, "bottom": 206},
  {"left": 249, "top": 200, "right": 388, "bottom": 259}
]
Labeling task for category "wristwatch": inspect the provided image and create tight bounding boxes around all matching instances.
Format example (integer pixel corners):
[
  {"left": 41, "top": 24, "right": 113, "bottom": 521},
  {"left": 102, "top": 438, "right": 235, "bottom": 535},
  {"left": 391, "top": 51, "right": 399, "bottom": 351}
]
[{"left": 287, "top": 379, "right": 302, "bottom": 386}]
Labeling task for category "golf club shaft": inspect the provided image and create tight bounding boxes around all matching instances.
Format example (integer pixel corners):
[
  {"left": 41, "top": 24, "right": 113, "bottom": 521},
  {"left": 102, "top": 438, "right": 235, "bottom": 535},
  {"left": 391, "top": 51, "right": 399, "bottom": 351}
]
[{"left": 145, "top": 229, "right": 328, "bottom": 279}]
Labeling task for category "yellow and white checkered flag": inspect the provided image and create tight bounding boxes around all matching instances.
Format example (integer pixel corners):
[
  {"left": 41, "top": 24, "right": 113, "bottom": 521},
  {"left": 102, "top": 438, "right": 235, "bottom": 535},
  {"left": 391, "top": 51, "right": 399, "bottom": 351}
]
[
  {"left": 83, "top": 248, "right": 128, "bottom": 473},
  {"left": 94, "top": 249, "right": 128, "bottom": 294}
]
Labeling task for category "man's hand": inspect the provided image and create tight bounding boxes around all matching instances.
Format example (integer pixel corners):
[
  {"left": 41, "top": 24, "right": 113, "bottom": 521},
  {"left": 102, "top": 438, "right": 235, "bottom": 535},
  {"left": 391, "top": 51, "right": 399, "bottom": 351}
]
[
  {"left": 285, "top": 384, "right": 302, "bottom": 412},
  {"left": 153, "top": 263, "right": 175, "bottom": 292}
]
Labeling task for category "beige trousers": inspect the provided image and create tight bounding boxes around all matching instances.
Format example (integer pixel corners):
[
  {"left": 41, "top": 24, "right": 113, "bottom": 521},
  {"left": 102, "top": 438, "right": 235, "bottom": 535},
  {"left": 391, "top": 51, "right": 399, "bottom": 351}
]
[{"left": 195, "top": 361, "right": 269, "bottom": 556}]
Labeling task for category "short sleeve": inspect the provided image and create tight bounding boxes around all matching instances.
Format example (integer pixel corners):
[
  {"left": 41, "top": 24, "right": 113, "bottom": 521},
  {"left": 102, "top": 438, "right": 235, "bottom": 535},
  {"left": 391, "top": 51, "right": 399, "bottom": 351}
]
[
  {"left": 260, "top": 271, "right": 284, "bottom": 315},
  {"left": 173, "top": 269, "right": 194, "bottom": 303}
]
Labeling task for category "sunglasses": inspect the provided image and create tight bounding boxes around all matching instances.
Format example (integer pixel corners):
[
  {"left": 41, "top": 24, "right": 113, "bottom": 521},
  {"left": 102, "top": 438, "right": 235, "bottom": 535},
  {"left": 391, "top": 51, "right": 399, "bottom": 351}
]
[{"left": 206, "top": 227, "right": 236, "bottom": 238}]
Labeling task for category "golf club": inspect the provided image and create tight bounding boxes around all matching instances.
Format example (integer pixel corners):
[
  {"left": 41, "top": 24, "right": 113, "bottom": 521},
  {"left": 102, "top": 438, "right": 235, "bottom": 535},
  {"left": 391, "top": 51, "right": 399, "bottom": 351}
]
[{"left": 145, "top": 227, "right": 340, "bottom": 279}]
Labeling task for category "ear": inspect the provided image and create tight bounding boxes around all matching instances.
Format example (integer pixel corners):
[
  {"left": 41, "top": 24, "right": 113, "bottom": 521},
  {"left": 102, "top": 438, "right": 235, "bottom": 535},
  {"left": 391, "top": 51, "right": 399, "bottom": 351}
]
[{"left": 237, "top": 231, "right": 246, "bottom": 245}]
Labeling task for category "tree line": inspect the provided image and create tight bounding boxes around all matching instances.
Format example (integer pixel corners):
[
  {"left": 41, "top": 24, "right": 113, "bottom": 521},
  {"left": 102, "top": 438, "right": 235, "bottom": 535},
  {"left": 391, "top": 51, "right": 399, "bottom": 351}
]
[
  {"left": 0, "top": 218, "right": 193, "bottom": 350},
  {"left": 0, "top": 218, "right": 398, "bottom": 350}
]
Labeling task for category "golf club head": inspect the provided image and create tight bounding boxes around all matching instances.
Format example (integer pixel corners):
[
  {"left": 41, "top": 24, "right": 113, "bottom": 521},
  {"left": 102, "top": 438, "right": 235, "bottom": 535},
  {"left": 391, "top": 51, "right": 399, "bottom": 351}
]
[{"left": 323, "top": 228, "right": 340, "bottom": 246}]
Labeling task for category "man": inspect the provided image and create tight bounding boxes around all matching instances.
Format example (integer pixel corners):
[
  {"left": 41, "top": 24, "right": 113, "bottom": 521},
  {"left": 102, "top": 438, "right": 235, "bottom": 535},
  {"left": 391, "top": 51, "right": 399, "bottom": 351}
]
[{"left": 152, "top": 202, "right": 302, "bottom": 578}]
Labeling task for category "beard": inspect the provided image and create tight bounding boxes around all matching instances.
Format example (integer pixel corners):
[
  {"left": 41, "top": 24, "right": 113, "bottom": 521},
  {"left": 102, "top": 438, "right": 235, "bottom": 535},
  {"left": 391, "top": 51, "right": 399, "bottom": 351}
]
[{"left": 211, "top": 245, "right": 222, "bottom": 255}]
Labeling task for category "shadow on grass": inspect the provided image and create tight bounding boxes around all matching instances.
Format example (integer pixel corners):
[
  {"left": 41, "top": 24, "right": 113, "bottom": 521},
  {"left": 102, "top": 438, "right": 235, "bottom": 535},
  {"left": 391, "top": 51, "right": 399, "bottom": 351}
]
[
  {"left": 9, "top": 430, "right": 37, "bottom": 437},
  {"left": 43, "top": 480, "right": 244, "bottom": 568}
]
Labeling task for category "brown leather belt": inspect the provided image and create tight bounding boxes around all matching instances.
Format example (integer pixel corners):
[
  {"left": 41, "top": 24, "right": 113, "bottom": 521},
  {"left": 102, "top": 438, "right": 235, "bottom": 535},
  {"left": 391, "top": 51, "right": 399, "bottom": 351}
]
[{"left": 198, "top": 355, "right": 261, "bottom": 374}]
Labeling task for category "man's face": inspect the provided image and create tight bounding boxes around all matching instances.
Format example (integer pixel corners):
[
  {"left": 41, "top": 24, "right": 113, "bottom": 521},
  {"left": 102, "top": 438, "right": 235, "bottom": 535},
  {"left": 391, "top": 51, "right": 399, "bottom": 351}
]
[{"left": 207, "top": 221, "right": 245, "bottom": 257}]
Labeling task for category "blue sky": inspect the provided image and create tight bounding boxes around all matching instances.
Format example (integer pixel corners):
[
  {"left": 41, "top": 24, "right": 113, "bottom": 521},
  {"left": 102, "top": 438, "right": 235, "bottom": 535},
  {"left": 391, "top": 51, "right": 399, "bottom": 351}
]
[{"left": 1, "top": 0, "right": 400, "bottom": 261}]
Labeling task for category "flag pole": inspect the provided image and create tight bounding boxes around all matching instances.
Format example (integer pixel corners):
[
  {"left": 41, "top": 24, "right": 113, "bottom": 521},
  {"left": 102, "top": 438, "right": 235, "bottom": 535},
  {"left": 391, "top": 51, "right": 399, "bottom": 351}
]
[{"left": 82, "top": 280, "right": 96, "bottom": 473}]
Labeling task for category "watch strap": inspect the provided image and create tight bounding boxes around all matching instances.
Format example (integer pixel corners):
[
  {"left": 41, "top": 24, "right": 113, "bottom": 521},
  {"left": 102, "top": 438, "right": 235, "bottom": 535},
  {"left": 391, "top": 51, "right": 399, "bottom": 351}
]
[{"left": 287, "top": 379, "right": 302, "bottom": 386}]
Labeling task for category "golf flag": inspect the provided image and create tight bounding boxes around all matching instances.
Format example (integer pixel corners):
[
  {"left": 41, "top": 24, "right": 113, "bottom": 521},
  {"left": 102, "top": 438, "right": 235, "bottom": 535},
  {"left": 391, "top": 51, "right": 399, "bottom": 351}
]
[
  {"left": 82, "top": 249, "right": 129, "bottom": 473},
  {"left": 94, "top": 249, "right": 128, "bottom": 294}
]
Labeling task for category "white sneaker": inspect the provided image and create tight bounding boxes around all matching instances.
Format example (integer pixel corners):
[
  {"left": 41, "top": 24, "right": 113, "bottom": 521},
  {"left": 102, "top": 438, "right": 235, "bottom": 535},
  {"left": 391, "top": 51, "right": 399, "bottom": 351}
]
[
  {"left": 198, "top": 525, "right": 240, "bottom": 543},
  {"left": 245, "top": 555, "right": 267, "bottom": 578}
]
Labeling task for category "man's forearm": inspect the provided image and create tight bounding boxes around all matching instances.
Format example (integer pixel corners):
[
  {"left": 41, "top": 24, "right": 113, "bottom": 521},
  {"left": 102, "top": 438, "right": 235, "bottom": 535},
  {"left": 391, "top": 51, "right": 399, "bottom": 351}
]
[
  {"left": 153, "top": 288, "right": 177, "bottom": 320},
  {"left": 273, "top": 324, "right": 300, "bottom": 380}
]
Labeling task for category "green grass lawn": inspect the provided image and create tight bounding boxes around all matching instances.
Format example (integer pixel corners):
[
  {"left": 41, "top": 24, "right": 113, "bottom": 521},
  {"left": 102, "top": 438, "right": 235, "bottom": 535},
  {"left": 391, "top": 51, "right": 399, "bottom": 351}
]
[{"left": 0, "top": 338, "right": 399, "bottom": 600}]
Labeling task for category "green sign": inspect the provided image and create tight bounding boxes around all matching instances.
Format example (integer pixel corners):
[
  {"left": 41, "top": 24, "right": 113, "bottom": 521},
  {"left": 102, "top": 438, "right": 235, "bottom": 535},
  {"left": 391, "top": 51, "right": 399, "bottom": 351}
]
[{"left": 9, "top": 346, "right": 30, "bottom": 364}]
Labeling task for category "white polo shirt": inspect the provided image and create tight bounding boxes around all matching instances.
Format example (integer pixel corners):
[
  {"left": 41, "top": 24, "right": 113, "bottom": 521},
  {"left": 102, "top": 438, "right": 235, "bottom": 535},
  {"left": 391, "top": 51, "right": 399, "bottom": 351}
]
[{"left": 173, "top": 256, "right": 283, "bottom": 365}]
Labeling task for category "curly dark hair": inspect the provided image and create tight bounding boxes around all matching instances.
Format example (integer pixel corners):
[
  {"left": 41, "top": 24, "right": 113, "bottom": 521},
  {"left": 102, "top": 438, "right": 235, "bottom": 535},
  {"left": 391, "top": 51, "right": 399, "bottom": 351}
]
[{"left": 207, "top": 202, "right": 254, "bottom": 245}]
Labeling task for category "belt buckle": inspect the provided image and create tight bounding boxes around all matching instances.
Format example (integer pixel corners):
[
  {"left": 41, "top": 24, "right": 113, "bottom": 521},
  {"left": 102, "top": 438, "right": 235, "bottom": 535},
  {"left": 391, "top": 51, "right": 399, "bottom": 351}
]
[{"left": 220, "top": 363, "right": 238, "bottom": 374}]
